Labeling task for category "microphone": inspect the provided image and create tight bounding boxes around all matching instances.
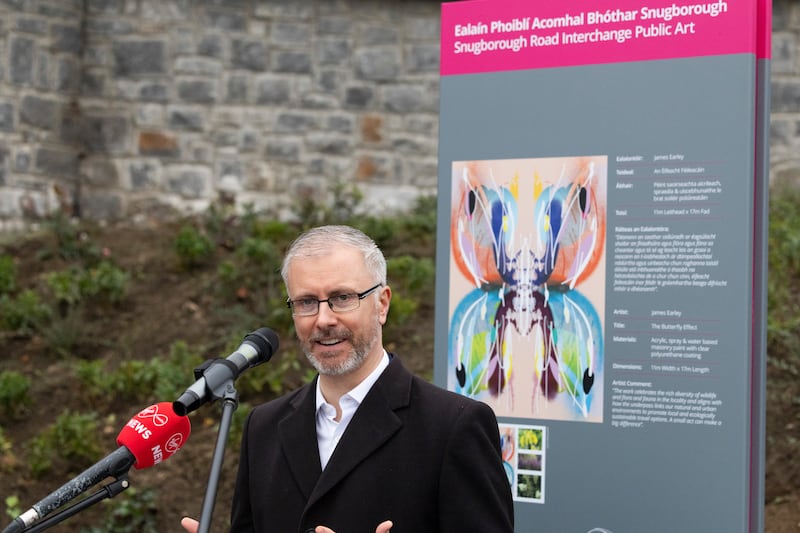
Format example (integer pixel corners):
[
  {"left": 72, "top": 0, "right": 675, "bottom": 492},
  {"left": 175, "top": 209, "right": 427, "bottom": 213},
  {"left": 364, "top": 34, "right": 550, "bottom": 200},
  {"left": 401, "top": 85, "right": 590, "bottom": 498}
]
[
  {"left": 2, "top": 402, "right": 190, "bottom": 533},
  {"left": 173, "top": 327, "right": 279, "bottom": 416}
]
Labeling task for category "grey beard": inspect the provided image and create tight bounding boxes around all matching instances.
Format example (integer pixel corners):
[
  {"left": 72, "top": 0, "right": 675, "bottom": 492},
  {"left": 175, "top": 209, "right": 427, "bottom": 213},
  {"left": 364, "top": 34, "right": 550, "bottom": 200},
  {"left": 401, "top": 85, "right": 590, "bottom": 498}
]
[
  {"left": 305, "top": 344, "right": 369, "bottom": 376},
  {"left": 304, "top": 318, "right": 381, "bottom": 376}
]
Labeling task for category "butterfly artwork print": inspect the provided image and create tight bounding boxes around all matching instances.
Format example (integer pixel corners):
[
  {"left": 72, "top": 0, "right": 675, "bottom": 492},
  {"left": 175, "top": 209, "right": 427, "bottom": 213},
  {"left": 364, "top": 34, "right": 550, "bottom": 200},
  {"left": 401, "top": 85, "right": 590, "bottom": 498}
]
[{"left": 447, "top": 156, "right": 607, "bottom": 421}]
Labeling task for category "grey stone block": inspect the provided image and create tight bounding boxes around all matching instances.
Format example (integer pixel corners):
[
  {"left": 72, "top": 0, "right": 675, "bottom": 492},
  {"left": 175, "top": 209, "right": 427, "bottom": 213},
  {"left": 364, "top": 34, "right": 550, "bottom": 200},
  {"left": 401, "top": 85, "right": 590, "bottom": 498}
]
[
  {"left": 178, "top": 79, "right": 218, "bottom": 104},
  {"left": 345, "top": 86, "right": 375, "bottom": 109},
  {"left": 355, "top": 48, "right": 400, "bottom": 81},
  {"left": 10, "top": 36, "right": 35, "bottom": 85},
  {"left": 35, "top": 147, "right": 80, "bottom": 178},
  {"left": 83, "top": 115, "right": 129, "bottom": 153},
  {"left": 51, "top": 24, "right": 82, "bottom": 54},
  {"left": 168, "top": 107, "right": 206, "bottom": 131},
  {"left": 265, "top": 138, "right": 301, "bottom": 162},
  {"left": 129, "top": 161, "right": 159, "bottom": 190},
  {"left": 20, "top": 96, "right": 59, "bottom": 130},
  {"left": 256, "top": 76, "right": 291, "bottom": 104},
  {"left": 232, "top": 39, "right": 268, "bottom": 72},
  {"left": 113, "top": 41, "right": 166, "bottom": 77},
  {"left": 273, "top": 51, "right": 312, "bottom": 74},
  {"left": 276, "top": 112, "right": 317, "bottom": 133},
  {"left": 0, "top": 103, "right": 14, "bottom": 132}
]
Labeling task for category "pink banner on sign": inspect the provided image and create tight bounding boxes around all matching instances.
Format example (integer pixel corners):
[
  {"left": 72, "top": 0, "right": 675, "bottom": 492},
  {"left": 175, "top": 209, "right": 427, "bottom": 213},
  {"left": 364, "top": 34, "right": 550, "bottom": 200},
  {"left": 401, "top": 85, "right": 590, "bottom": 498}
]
[
  {"left": 757, "top": 0, "right": 772, "bottom": 59},
  {"left": 441, "top": 0, "right": 758, "bottom": 76}
]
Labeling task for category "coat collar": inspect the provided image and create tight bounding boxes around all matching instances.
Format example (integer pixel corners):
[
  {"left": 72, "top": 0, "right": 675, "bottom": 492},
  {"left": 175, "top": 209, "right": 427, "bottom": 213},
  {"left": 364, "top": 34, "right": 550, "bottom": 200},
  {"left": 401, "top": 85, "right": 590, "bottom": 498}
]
[{"left": 277, "top": 354, "right": 412, "bottom": 506}]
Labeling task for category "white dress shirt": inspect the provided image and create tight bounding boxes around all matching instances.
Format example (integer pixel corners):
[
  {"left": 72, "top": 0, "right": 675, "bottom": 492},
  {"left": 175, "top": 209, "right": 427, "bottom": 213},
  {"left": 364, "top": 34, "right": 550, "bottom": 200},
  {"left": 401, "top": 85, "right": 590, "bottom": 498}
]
[{"left": 315, "top": 351, "right": 390, "bottom": 470}]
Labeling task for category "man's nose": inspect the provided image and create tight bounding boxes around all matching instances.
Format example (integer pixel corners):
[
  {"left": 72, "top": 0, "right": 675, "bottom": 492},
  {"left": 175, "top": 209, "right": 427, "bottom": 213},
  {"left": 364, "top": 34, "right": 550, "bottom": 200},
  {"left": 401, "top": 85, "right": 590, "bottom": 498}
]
[{"left": 315, "top": 301, "right": 339, "bottom": 325}]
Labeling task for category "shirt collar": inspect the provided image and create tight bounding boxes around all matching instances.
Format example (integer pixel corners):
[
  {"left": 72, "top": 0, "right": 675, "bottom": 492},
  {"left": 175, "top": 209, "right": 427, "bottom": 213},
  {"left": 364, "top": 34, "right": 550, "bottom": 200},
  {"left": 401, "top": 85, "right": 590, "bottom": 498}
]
[{"left": 315, "top": 350, "right": 390, "bottom": 411}]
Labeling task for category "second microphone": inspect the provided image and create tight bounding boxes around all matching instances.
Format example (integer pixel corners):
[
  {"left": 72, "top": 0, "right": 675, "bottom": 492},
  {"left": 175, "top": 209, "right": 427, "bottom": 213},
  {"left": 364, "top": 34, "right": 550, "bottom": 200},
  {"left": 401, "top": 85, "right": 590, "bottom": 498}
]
[{"left": 173, "top": 327, "right": 279, "bottom": 416}]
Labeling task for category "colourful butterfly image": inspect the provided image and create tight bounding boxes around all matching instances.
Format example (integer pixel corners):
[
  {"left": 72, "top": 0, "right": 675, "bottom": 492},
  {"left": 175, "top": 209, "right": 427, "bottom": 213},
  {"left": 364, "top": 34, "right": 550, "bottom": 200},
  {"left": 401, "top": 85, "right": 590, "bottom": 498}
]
[{"left": 448, "top": 157, "right": 606, "bottom": 420}]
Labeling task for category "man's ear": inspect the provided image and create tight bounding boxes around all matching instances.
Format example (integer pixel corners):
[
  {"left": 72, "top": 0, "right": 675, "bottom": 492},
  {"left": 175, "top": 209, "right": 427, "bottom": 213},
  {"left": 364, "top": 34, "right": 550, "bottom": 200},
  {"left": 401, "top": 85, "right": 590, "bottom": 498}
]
[{"left": 378, "top": 285, "right": 392, "bottom": 324}]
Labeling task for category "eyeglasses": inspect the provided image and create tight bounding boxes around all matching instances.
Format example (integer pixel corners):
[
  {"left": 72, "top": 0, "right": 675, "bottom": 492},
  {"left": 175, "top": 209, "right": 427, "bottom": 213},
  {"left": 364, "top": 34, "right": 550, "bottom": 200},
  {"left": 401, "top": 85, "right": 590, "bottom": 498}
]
[{"left": 286, "top": 283, "right": 383, "bottom": 317}]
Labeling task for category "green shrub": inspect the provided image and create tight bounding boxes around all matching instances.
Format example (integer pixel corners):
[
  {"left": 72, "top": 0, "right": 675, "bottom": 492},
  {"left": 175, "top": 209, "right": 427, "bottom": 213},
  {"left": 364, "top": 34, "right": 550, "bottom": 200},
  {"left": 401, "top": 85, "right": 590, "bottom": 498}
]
[
  {"left": 0, "top": 290, "right": 51, "bottom": 333},
  {"left": 0, "top": 427, "right": 16, "bottom": 474},
  {"left": 174, "top": 225, "right": 215, "bottom": 269},
  {"left": 0, "top": 371, "right": 32, "bottom": 420},
  {"left": 46, "top": 268, "right": 84, "bottom": 308},
  {"left": 38, "top": 213, "right": 102, "bottom": 263},
  {"left": 0, "top": 255, "right": 16, "bottom": 295},
  {"left": 81, "top": 487, "right": 159, "bottom": 533},
  {"left": 77, "top": 340, "right": 204, "bottom": 404},
  {"left": 4, "top": 494, "right": 21, "bottom": 520},
  {"left": 28, "top": 411, "right": 103, "bottom": 478},
  {"left": 768, "top": 184, "right": 800, "bottom": 359},
  {"left": 89, "top": 261, "right": 129, "bottom": 303},
  {"left": 45, "top": 261, "right": 129, "bottom": 309},
  {"left": 387, "top": 255, "right": 436, "bottom": 295}
]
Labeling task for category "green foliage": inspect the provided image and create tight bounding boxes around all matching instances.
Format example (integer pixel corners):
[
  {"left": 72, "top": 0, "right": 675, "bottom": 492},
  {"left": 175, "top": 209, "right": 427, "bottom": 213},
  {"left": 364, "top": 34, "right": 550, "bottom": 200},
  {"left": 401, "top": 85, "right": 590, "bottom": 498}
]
[
  {"left": 45, "top": 268, "right": 83, "bottom": 307},
  {"left": 90, "top": 261, "right": 130, "bottom": 303},
  {"left": 174, "top": 225, "right": 215, "bottom": 269},
  {"left": 77, "top": 341, "right": 204, "bottom": 404},
  {"left": 386, "top": 294, "right": 417, "bottom": 325},
  {"left": 0, "top": 255, "right": 16, "bottom": 295},
  {"left": 81, "top": 487, "right": 159, "bottom": 533},
  {"left": 293, "top": 178, "right": 364, "bottom": 228},
  {"left": 387, "top": 255, "right": 435, "bottom": 295},
  {"left": 45, "top": 261, "right": 129, "bottom": 308},
  {"left": 385, "top": 255, "right": 435, "bottom": 325},
  {"left": 4, "top": 495, "right": 20, "bottom": 521},
  {"left": 768, "top": 184, "right": 800, "bottom": 359},
  {"left": 237, "top": 348, "right": 306, "bottom": 398},
  {"left": 38, "top": 213, "right": 103, "bottom": 264},
  {"left": 0, "top": 427, "right": 16, "bottom": 473},
  {"left": 0, "top": 371, "right": 32, "bottom": 420},
  {"left": 0, "top": 290, "right": 51, "bottom": 333},
  {"left": 28, "top": 411, "right": 103, "bottom": 478}
]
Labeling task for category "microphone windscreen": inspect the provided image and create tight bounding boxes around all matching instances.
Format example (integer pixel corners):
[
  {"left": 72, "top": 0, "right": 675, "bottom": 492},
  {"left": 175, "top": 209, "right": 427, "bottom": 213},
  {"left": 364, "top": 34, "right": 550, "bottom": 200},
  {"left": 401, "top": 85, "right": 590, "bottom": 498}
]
[
  {"left": 116, "top": 402, "right": 191, "bottom": 469},
  {"left": 245, "top": 327, "right": 279, "bottom": 364}
]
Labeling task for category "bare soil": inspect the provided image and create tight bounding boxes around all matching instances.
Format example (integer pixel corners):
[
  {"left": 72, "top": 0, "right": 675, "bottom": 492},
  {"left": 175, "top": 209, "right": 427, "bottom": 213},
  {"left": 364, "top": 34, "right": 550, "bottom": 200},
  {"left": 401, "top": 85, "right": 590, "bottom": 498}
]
[{"left": 0, "top": 218, "right": 796, "bottom": 532}]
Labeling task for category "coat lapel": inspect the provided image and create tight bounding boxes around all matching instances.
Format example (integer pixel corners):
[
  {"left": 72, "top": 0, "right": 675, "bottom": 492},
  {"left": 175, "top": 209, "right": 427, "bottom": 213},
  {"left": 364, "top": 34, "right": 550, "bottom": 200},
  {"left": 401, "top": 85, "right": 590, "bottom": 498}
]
[
  {"left": 278, "top": 381, "right": 323, "bottom": 501},
  {"left": 306, "top": 356, "right": 412, "bottom": 507}
]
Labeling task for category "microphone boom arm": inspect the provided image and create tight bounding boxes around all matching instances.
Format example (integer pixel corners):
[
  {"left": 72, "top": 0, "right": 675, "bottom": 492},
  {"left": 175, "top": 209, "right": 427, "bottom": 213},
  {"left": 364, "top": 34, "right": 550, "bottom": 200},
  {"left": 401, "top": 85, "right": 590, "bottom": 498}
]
[{"left": 23, "top": 476, "right": 132, "bottom": 533}]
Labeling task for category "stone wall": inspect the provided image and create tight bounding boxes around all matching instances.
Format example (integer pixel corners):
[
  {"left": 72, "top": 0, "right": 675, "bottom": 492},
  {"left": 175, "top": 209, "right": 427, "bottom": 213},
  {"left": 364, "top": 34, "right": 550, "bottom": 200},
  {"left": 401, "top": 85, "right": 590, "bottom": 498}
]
[
  {"left": 0, "top": 0, "right": 798, "bottom": 229},
  {"left": 771, "top": 0, "right": 800, "bottom": 189},
  {"left": 0, "top": 0, "right": 442, "bottom": 228}
]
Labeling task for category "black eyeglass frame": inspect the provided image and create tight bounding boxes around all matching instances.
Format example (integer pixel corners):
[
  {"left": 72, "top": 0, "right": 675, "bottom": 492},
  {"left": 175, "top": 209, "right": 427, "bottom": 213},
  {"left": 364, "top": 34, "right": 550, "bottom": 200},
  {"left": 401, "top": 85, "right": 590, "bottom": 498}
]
[{"left": 286, "top": 283, "right": 383, "bottom": 316}]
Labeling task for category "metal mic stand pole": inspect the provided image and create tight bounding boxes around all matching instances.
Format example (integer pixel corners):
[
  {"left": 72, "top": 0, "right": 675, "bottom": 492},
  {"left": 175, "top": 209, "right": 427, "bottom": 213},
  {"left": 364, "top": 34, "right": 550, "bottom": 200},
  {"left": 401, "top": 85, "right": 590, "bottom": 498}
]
[
  {"left": 197, "top": 381, "right": 239, "bottom": 533},
  {"left": 22, "top": 475, "right": 131, "bottom": 533}
]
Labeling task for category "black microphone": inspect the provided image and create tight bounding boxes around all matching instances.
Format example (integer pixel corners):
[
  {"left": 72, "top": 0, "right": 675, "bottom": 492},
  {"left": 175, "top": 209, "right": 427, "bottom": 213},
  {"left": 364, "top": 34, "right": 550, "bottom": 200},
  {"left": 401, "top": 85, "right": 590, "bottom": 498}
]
[
  {"left": 2, "top": 403, "right": 191, "bottom": 533},
  {"left": 173, "top": 327, "right": 279, "bottom": 416}
]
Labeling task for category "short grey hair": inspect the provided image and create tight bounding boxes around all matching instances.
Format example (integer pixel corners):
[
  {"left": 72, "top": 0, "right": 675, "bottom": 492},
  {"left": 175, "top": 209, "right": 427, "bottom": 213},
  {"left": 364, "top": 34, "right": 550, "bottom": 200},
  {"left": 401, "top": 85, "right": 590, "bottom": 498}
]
[{"left": 281, "top": 225, "right": 387, "bottom": 287}]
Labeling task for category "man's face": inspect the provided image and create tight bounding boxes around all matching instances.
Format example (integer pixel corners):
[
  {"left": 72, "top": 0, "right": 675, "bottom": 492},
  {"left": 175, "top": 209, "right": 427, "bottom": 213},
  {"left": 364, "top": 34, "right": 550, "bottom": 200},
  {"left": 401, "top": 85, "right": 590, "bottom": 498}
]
[{"left": 286, "top": 246, "right": 390, "bottom": 377}]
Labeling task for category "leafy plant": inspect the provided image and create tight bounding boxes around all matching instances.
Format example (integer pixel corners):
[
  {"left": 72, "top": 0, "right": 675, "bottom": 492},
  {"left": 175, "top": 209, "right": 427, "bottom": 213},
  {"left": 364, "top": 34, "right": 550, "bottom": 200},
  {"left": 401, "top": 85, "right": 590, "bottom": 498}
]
[
  {"left": 0, "top": 427, "right": 17, "bottom": 473},
  {"left": 28, "top": 411, "right": 103, "bottom": 478},
  {"left": 4, "top": 494, "right": 20, "bottom": 520},
  {"left": 45, "top": 261, "right": 129, "bottom": 310},
  {"left": 174, "top": 225, "right": 215, "bottom": 269},
  {"left": 767, "top": 184, "right": 800, "bottom": 359},
  {"left": 0, "top": 255, "right": 16, "bottom": 295},
  {"left": 0, "top": 371, "right": 32, "bottom": 420},
  {"left": 81, "top": 487, "right": 159, "bottom": 533},
  {"left": 76, "top": 340, "right": 204, "bottom": 404},
  {"left": 38, "top": 212, "right": 102, "bottom": 263},
  {"left": 0, "top": 290, "right": 51, "bottom": 333}
]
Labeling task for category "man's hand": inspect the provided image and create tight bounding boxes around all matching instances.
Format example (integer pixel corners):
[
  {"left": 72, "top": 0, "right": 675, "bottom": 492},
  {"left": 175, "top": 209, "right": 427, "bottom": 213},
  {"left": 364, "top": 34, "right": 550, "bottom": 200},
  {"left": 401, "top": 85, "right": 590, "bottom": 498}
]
[
  {"left": 180, "top": 517, "right": 198, "bottom": 533},
  {"left": 182, "top": 517, "right": 392, "bottom": 533},
  {"left": 315, "top": 520, "right": 393, "bottom": 533}
]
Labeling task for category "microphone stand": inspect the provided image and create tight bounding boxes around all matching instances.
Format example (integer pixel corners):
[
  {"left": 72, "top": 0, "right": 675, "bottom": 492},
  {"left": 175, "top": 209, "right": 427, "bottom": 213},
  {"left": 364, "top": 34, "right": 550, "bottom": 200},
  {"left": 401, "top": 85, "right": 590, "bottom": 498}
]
[
  {"left": 197, "top": 377, "right": 239, "bottom": 533},
  {"left": 22, "top": 475, "right": 131, "bottom": 533}
]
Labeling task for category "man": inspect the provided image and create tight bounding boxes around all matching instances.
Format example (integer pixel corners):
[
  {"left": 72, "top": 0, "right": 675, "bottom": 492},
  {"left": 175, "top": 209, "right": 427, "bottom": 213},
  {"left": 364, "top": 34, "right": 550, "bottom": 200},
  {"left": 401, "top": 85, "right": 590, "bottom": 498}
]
[{"left": 183, "top": 225, "right": 514, "bottom": 532}]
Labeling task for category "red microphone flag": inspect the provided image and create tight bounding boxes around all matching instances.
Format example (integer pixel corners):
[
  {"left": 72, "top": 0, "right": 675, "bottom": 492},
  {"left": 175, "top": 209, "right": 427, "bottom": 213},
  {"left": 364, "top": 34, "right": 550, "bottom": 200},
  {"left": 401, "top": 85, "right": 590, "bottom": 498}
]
[{"left": 116, "top": 401, "right": 191, "bottom": 469}]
